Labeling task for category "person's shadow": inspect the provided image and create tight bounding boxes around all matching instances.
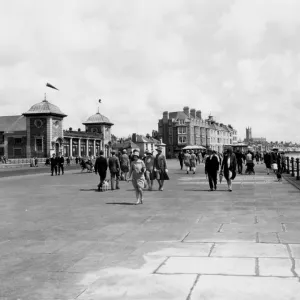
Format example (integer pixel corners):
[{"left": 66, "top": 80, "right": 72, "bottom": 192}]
[{"left": 106, "top": 202, "right": 137, "bottom": 205}]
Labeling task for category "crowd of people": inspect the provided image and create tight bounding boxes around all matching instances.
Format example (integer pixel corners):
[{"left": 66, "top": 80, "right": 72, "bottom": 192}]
[
  {"left": 94, "top": 146, "right": 168, "bottom": 205},
  {"left": 176, "top": 147, "right": 286, "bottom": 192}
]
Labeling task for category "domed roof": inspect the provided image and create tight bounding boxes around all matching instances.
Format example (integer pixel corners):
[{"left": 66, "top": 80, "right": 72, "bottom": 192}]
[
  {"left": 83, "top": 112, "right": 113, "bottom": 125},
  {"left": 23, "top": 98, "right": 66, "bottom": 117}
]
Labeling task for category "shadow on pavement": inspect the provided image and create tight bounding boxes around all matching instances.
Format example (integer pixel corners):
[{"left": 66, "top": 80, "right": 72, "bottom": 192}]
[
  {"left": 106, "top": 202, "right": 136, "bottom": 205},
  {"left": 80, "top": 188, "right": 98, "bottom": 192}
]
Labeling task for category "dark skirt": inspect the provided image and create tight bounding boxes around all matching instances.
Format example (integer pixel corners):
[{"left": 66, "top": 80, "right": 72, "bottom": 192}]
[{"left": 156, "top": 169, "right": 169, "bottom": 180}]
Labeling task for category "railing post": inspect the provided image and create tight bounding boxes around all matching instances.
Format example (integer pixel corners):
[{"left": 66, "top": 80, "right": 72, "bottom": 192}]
[
  {"left": 291, "top": 157, "right": 295, "bottom": 177},
  {"left": 286, "top": 157, "right": 290, "bottom": 174},
  {"left": 296, "top": 158, "right": 300, "bottom": 180}
]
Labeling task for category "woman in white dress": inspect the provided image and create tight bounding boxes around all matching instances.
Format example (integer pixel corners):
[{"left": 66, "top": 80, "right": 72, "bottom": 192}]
[{"left": 127, "top": 151, "right": 146, "bottom": 205}]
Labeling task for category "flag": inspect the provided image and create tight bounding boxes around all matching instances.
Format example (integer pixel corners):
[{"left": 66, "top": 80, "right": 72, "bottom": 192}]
[
  {"left": 99, "top": 99, "right": 101, "bottom": 103},
  {"left": 46, "top": 83, "right": 59, "bottom": 90}
]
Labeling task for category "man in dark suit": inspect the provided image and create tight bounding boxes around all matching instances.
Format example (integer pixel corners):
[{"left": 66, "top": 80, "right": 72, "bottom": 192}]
[
  {"left": 108, "top": 150, "right": 120, "bottom": 190},
  {"left": 57, "top": 152, "right": 65, "bottom": 175},
  {"left": 205, "top": 150, "right": 220, "bottom": 191},
  {"left": 50, "top": 153, "right": 57, "bottom": 176},
  {"left": 94, "top": 150, "right": 108, "bottom": 191}
]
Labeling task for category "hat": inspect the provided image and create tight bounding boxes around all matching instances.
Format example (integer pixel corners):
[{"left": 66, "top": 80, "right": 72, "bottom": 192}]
[
  {"left": 156, "top": 146, "right": 163, "bottom": 152},
  {"left": 146, "top": 150, "right": 152, "bottom": 155},
  {"left": 122, "top": 149, "right": 127, "bottom": 153},
  {"left": 133, "top": 151, "right": 140, "bottom": 157},
  {"left": 111, "top": 149, "right": 116, "bottom": 154}
]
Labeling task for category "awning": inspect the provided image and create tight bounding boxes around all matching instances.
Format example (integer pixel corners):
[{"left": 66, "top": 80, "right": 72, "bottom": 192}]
[{"left": 182, "top": 145, "right": 206, "bottom": 150}]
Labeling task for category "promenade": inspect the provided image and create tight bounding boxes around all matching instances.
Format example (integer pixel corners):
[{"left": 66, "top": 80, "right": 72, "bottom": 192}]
[{"left": 0, "top": 160, "right": 300, "bottom": 299}]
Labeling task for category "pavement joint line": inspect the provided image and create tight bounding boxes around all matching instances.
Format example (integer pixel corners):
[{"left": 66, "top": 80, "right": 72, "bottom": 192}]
[
  {"left": 217, "top": 224, "right": 223, "bottom": 233},
  {"left": 208, "top": 243, "right": 215, "bottom": 257},
  {"left": 186, "top": 274, "right": 200, "bottom": 300},
  {"left": 281, "top": 223, "right": 287, "bottom": 232},
  {"left": 75, "top": 287, "right": 88, "bottom": 299},
  {"left": 255, "top": 258, "right": 260, "bottom": 276},
  {"left": 181, "top": 231, "right": 191, "bottom": 242},
  {"left": 285, "top": 243, "right": 300, "bottom": 282},
  {"left": 255, "top": 232, "right": 259, "bottom": 243},
  {"left": 153, "top": 257, "right": 169, "bottom": 274},
  {"left": 275, "top": 232, "right": 281, "bottom": 243},
  {"left": 155, "top": 272, "right": 297, "bottom": 278}
]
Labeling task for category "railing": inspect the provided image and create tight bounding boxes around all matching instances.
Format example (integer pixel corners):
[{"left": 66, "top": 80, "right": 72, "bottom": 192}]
[{"left": 286, "top": 156, "right": 300, "bottom": 180}]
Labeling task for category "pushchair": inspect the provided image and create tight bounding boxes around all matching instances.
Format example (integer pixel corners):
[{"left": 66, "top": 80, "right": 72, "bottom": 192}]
[{"left": 245, "top": 162, "right": 255, "bottom": 175}]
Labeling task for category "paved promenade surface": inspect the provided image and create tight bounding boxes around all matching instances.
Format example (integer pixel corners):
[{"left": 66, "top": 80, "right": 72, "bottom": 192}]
[{"left": 1, "top": 160, "right": 300, "bottom": 300}]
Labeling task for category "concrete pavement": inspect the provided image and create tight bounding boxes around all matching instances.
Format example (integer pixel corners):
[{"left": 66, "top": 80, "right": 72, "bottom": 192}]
[{"left": 0, "top": 160, "right": 300, "bottom": 299}]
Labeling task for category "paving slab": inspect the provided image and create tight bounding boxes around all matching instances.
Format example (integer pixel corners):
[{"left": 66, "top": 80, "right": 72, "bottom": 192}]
[
  {"left": 157, "top": 257, "right": 255, "bottom": 275},
  {"left": 211, "top": 243, "right": 289, "bottom": 258},
  {"left": 190, "top": 275, "right": 300, "bottom": 300},
  {"left": 259, "top": 258, "right": 294, "bottom": 276}
]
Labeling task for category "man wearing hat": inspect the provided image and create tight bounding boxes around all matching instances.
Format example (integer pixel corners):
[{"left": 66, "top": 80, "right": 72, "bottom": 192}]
[
  {"left": 108, "top": 149, "right": 120, "bottom": 190},
  {"left": 154, "top": 146, "right": 168, "bottom": 191},
  {"left": 94, "top": 150, "right": 108, "bottom": 191},
  {"left": 119, "top": 149, "right": 130, "bottom": 181}
]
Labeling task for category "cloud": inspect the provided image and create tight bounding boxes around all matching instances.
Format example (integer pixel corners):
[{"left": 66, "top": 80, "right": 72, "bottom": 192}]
[{"left": 0, "top": 0, "right": 300, "bottom": 142}]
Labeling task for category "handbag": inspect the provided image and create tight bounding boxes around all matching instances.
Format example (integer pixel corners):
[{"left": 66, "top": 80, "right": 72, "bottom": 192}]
[{"left": 162, "top": 170, "right": 169, "bottom": 180}]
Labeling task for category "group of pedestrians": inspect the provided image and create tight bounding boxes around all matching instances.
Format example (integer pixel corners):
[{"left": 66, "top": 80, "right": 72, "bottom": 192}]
[
  {"left": 94, "top": 146, "right": 168, "bottom": 205},
  {"left": 263, "top": 148, "right": 285, "bottom": 180},
  {"left": 50, "top": 152, "right": 65, "bottom": 176},
  {"left": 205, "top": 148, "right": 237, "bottom": 192},
  {"left": 0, "top": 155, "right": 7, "bottom": 164}
]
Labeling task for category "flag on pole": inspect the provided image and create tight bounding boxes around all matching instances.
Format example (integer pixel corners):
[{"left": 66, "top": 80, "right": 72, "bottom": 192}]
[{"left": 46, "top": 83, "right": 59, "bottom": 90}]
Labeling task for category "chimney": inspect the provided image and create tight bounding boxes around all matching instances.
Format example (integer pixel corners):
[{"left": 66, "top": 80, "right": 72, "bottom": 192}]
[
  {"left": 132, "top": 133, "right": 137, "bottom": 142},
  {"left": 190, "top": 108, "right": 196, "bottom": 119},
  {"left": 69, "top": 127, "right": 72, "bottom": 131},
  {"left": 163, "top": 111, "right": 169, "bottom": 124},
  {"left": 183, "top": 106, "right": 190, "bottom": 117},
  {"left": 78, "top": 128, "right": 81, "bottom": 132},
  {"left": 208, "top": 115, "right": 214, "bottom": 121},
  {"left": 196, "top": 110, "right": 202, "bottom": 119}
]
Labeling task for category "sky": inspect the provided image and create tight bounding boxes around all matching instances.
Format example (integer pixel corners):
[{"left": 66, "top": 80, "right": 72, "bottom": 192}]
[{"left": 0, "top": 0, "right": 300, "bottom": 142}]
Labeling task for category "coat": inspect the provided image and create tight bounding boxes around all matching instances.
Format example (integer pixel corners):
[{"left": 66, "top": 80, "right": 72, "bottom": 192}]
[
  {"left": 108, "top": 156, "right": 120, "bottom": 173},
  {"left": 221, "top": 153, "right": 237, "bottom": 180},
  {"left": 205, "top": 155, "right": 220, "bottom": 174},
  {"left": 154, "top": 153, "right": 167, "bottom": 171},
  {"left": 94, "top": 156, "right": 108, "bottom": 175},
  {"left": 50, "top": 157, "right": 57, "bottom": 166},
  {"left": 57, "top": 156, "right": 64, "bottom": 165}
]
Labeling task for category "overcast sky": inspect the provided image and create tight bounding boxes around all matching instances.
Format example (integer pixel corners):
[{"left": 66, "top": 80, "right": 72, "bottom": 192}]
[{"left": 0, "top": 0, "right": 300, "bottom": 142}]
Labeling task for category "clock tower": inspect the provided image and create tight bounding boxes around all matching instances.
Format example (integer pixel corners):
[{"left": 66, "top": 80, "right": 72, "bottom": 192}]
[{"left": 23, "top": 94, "right": 67, "bottom": 158}]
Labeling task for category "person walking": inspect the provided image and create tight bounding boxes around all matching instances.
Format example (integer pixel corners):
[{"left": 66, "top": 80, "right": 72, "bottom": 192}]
[
  {"left": 190, "top": 150, "right": 197, "bottom": 174},
  {"left": 264, "top": 151, "right": 272, "bottom": 175},
  {"left": 57, "top": 152, "right": 65, "bottom": 175},
  {"left": 183, "top": 150, "right": 191, "bottom": 174},
  {"left": 145, "top": 150, "right": 155, "bottom": 191},
  {"left": 205, "top": 150, "right": 220, "bottom": 191},
  {"left": 66, "top": 157, "right": 70, "bottom": 166},
  {"left": 178, "top": 150, "right": 184, "bottom": 170},
  {"left": 108, "top": 150, "right": 120, "bottom": 190},
  {"left": 119, "top": 149, "right": 130, "bottom": 181},
  {"left": 127, "top": 151, "right": 146, "bottom": 204},
  {"left": 50, "top": 153, "right": 58, "bottom": 176},
  {"left": 220, "top": 147, "right": 237, "bottom": 192},
  {"left": 94, "top": 150, "right": 108, "bottom": 191},
  {"left": 235, "top": 149, "right": 244, "bottom": 175},
  {"left": 154, "top": 146, "right": 168, "bottom": 191}
]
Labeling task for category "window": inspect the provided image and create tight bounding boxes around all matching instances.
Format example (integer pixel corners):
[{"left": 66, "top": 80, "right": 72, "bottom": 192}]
[
  {"left": 168, "top": 127, "right": 172, "bottom": 135},
  {"left": 178, "top": 127, "right": 187, "bottom": 134},
  {"left": 178, "top": 136, "right": 187, "bottom": 144},
  {"left": 14, "top": 138, "right": 22, "bottom": 146},
  {"left": 169, "top": 136, "right": 173, "bottom": 144},
  {"left": 179, "top": 119, "right": 185, "bottom": 125},
  {"left": 0, "top": 132, "right": 4, "bottom": 144},
  {"left": 35, "top": 138, "right": 43, "bottom": 152},
  {"left": 14, "top": 148, "right": 22, "bottom": 157}
]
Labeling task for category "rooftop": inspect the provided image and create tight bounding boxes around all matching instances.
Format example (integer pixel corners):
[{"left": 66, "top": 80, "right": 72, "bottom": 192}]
[
  {"left": 83, "top": 111, "right": 113, "bottom": 125},
  {"left": 23, "top": 97, "right": 67, "bottom": 117}
]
